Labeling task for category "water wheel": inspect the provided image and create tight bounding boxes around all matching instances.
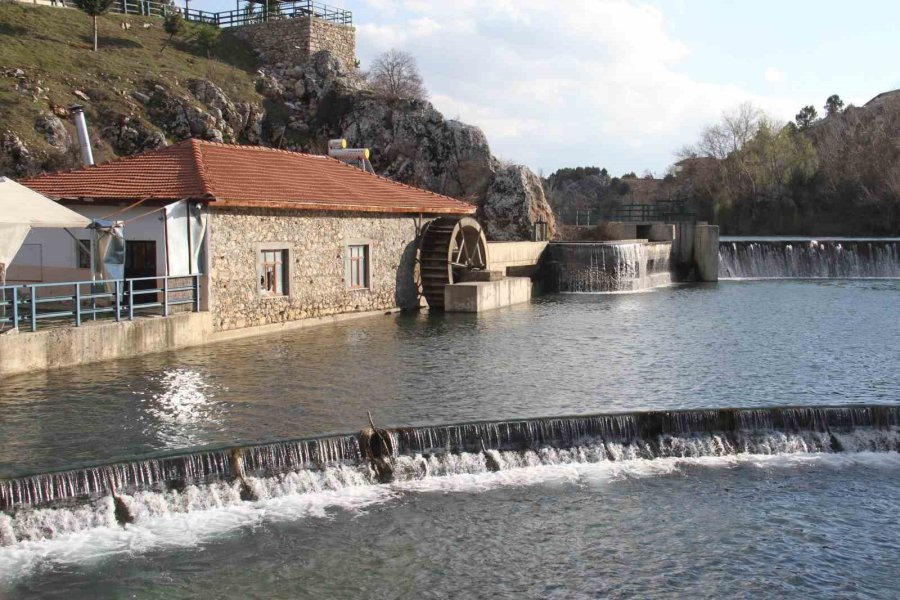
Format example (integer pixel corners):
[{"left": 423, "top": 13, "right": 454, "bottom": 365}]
[{"left": 419, "top": 216, "right": 488, "bottom": 310}]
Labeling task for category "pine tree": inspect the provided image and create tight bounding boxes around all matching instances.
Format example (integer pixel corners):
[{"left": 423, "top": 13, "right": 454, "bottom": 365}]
[{"left": 73, "top": 0, "right": 117, "bottom": 52}]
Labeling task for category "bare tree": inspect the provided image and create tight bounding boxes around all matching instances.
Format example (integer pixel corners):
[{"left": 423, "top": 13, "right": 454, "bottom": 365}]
[
  {"left": 690, "top": 102, "right": 762, "bottom": 160},
  {"left": 368, "top": 49, "right": 428, "bottom": 101}
]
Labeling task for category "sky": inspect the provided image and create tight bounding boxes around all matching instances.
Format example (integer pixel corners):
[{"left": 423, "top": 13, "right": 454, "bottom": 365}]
[{"left": 197, "top": 0, "right": 900, "bottom": 176}]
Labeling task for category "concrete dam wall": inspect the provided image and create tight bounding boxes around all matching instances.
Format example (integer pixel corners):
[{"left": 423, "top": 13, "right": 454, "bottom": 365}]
[
  {"left": 719, "top": 239, "right": 900, "bottom": 279},
  {"left": 542, "top": 241, "right": 673, "bottom": 293}
]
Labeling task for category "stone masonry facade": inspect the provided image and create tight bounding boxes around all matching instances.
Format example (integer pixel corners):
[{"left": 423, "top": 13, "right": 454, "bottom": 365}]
[
  {"left": 233, "top": 17, "right": 356, "bottom": 72},
  {"left": 208, "top": 208, "right": 421, "bottom": 331}
]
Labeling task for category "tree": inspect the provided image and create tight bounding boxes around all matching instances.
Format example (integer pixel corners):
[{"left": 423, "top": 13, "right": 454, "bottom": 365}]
[
  {"left": 73, "top": 0, "right": 116, "bottom": 52},
  {"left": 192, "top": 24, "right": 220, "bottom": 58},
  {"left": 369, "top": 49, "right": 428, "bottom": 101},
  {"left": 159, "top": 12, "right": 185, "bottom": 53},
  {"left": 674, "top": 103, "right": 820, "bottom": 227},
  {"left": 679, "top": 103, "right": 762, "bottom": 160},
  {"left": 795, "top": 105, "right": 818, "bottom": 131},
  {"left": 163, "top": 12, "right": 185, "bottom": 40},
  {"left": 824, "top": 94, "right": 844, "bottom": 117}
]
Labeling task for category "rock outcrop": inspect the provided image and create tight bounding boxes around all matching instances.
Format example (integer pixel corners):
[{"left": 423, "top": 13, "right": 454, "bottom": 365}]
[
  {"left": 101, "top": 116, "right": 166, "bottom": 156},
  {"left": 255, "top": 50, "right": 552, "bottom": 240},
  {"left": 141, "top": 80, "right": 263, "bottom": 144},
  {"left": 0, "top": 131, "right": 32, "bottom": 176},
  {"left": 252, "top": 51, "right": 498, "bottom": 198},
  {"left": 339, "top": 98, "right": 495, "bottom": 203},
  {"left": 34, "top": 113, "right": 71, "bottom": 151},
  {"left": 481, "top": 164, "right": 557, "bottom": 241}
]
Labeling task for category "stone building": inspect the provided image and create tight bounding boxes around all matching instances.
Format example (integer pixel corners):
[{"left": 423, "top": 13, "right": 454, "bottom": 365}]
[{"left": 20, "top": 139, "right": 474, "bottom": 332}]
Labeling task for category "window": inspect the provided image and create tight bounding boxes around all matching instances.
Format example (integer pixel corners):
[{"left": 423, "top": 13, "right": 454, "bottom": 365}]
[
  {"left": 259, "top": 249, "right": 288, "bottom": 296},
  {"left": 75, "top": 240, "right": 91, "bottom": 269},
  {"left": 347, "top": 244, "right": 369, "bottom": 289}
]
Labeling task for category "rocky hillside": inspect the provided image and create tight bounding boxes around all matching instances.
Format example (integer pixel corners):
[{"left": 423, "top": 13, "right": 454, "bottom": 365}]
[{"left": 0, "top": 2, "right": 554, "bottom": 240}]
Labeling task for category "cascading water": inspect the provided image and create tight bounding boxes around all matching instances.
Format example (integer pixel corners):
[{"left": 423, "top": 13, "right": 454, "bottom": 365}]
[
  {"left": 719, "top": 239, "right": 900, "bottom": 279},
  {"left": 543, "top": 242, "right": 673, "bottom": 292},
  {"left": 0, "top": 434, "right": 362, "bottom": 512},
  {"left": 2, "top": 405, "right": 898, "bottom": 546}
]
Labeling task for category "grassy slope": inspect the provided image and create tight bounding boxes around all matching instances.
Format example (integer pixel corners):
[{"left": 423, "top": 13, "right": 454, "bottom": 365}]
[{"left": 0, "top": 0, "right": 260, "bottom": 163}]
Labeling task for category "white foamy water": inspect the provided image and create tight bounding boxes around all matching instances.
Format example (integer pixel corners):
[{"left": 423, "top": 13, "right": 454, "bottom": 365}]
[
  {"left": 719, "top": 239, "right": 900, "bottom": 279},
  {"left": 2, "top": 431, "right": 899, "bottom": 586},
  {"left": 548, "top": 242, "right": 673, "bottom": 293}
]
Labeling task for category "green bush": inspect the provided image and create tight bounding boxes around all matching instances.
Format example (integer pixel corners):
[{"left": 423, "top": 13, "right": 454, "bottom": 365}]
[
  {"left": 192, "top": 24, "right": 220, "bottom": 58},
  {"left": 163, "top": 12, "right": 185, "bottom": 39}
]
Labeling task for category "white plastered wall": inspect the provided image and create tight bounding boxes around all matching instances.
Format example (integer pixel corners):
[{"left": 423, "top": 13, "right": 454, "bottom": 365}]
[{"left": 6, "top": 205, "right": 169, "bottom": 284}]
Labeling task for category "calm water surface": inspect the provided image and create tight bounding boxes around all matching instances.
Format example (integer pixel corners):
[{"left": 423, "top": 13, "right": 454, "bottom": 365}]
[{"left": 1, "top": 279, "right": 899, "bottom": 476}]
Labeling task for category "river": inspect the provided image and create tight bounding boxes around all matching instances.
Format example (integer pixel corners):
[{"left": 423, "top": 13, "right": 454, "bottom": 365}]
[{"left": 1, "top": 247, "right": 899, "bottom": 597}]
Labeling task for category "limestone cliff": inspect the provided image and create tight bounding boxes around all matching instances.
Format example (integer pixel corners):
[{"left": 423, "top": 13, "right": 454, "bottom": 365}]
[{"left": 481, "top": 164, "right": 556, "bottom": 241}]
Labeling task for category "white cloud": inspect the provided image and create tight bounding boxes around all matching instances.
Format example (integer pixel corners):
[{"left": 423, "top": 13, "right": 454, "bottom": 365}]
[
  {"left": 764, "top": 67, "right": 785, "bottom": 83},
  {"left": 357, "top": 0, "right": 802, "bottom": 174}
]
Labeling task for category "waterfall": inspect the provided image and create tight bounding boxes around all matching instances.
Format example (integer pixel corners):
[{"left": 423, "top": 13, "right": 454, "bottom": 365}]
[
  {"left": 719, "top": 239, "right": 900, "bottom": 279},
  {"left": 0, "top": 434, "right": 362, "bottom": 512},
  {"left": 3, "top": 405, "right": 898, "bottom": 524},
  {"left": 544, "top": 242, "right": 673, "bottom": 292}
]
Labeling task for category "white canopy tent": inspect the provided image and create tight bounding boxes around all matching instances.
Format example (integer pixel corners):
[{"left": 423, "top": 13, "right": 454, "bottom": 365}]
[{"left": 0, "top": 177, "right": 92, "bottom": 284}]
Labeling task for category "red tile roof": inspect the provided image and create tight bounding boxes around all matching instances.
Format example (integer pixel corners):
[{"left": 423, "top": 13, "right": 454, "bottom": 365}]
[{"left": 22, "top": 139, "right": 475, "bottom": 215}]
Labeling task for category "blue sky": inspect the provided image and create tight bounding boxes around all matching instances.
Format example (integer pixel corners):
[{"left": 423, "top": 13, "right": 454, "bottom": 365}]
[{"left": 195, "top": 0, "right": 899, "bottom": 176}]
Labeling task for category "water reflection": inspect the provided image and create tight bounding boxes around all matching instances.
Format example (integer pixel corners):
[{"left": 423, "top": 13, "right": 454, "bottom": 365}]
[{"left": 139, "top": 369, "right": 220, "bottom": 448}]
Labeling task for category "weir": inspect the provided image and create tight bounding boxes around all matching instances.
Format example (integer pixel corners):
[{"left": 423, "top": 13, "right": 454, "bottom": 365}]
[
  {"left": 541, "top": 241, "right": 673, "bottom": 292},
  {"left": 2, "top": 405, "right": 899, "bottom": 517},
  {"left": 719, "top": 239, "right": 900, "bottom": 279}
]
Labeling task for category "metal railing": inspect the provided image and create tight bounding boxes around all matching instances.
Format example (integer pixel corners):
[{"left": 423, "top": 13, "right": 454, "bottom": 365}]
[
  {"left": 43, "top": 0, "right": 352, "bottom": 27},
  {"left": 0, "top": 274, "right": 202, "bottom": 333},
  {"left": 609, "top": 201, "right": 697, "bottom": 223},
  {"left": 192, "top": 0, "right": 353, "bottom": 28}
]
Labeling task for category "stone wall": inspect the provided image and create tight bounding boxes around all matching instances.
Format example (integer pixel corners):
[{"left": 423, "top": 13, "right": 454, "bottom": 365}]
[
  {"left": 208, "top": 208, "right": 422, "bottom": 331},
  {"left": 233, "top": 16, "right": 356, "bottom": 72}
]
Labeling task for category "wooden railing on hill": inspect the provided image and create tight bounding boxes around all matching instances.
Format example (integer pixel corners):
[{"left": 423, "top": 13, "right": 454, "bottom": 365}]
[{"left": 20, "top": 0, "right": 352, "bottom": 28}]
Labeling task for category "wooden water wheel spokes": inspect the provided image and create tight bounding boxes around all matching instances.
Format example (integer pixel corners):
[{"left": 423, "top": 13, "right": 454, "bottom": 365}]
[
  {"left": 418, "top": 216, "right": 488, "bottom": 310},
  {"left": 450, "top": 226, "right": 486, "bottom": 270}
]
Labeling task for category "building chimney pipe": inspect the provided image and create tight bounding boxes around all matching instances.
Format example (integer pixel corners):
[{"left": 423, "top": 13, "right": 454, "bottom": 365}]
[{"left": 69, "top": 105, "right": 94, "bottom": 166}]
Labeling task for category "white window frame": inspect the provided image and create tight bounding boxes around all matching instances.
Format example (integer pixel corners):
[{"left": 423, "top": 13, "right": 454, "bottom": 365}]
[
  {"left": 345, "top": 240, "right": 372, "bottom": 291},
  {"left": 256, "top": 243, "right": 291, "bottom": 298}
]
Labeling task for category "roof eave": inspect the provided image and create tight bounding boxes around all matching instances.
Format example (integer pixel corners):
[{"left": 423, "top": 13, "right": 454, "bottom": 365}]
[
  {"left": 45, "top": 194, "right": 216, "bottom": 205},
  {"left": 210, "top": 200, "right": 475, "bottom": 215}
]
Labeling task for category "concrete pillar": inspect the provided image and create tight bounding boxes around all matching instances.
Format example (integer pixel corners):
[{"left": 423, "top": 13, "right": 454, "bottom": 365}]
[
  {"left": 647, "top": 223, "right": 675, "bottom": 242},
  {"left": 693, "top": 224, "right": 720, "bottom": 282},
  {"left": 671, "top": 223, "right": 695, "bottom": 273},
  {"left": 200, "top": 209, "right": 213, "bottom": 312}
]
